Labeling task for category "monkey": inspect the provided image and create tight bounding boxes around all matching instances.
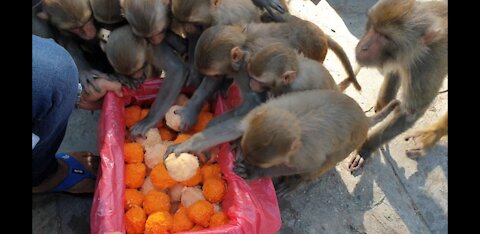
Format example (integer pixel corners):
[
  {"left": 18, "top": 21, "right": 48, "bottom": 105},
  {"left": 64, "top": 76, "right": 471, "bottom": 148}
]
[
  {"left": 163, "top": 90, "right": 399, "bottom": 194},
  {"left": 348, "top": 0, "right": 447, "bottom": 171},
  {"left": 247, "top": 42, "right": 341, "bottom": 97},
  {"left": 89, "top": 0, "right": 124, "bottom": 27},
  {"left": 105, "top": 25, "right": 190, "bottom": 138},
  {"left": 34, "top": 0, "right": 121, "bottom": 95},
  {"left": 404, "top": 112, "right": 448, "bottom": 158},
  {"left": 251, "top": 0, "right": 289, "bottom": 22},
  {"left": 176, "top": 16, "right": 360, "bottom": 133}
]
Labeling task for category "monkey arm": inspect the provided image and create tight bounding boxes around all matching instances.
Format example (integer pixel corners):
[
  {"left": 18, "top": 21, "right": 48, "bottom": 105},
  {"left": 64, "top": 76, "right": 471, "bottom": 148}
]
[
  {"left": 58, "top": 37, "right": 111, "bottom": 95},
  {"left": 375, "top": 71, "right": 401, "bottom": 113},
  {"left": 185, "top": 34, "right": 203, "bottom": 87},
  {"left": 130, "top": 43, "right": 188, "bottom": 137},
  {"left": 251, "top": 0, "right": 286, "bottom": 14},
  {"left": 207, "top": 68, "right": 266, "bottom": 128},
  {"left": 164, "top": 32, "right": 187, "bottom": 54},
  {"left": 177, "top": 77, "right": 224, "bottom": 132},
  {"left": 349, "top": 106, "right": 419, "bottom": 171},
  {"left": 165, "top": 116, "right": 244, "bottom": 158}
]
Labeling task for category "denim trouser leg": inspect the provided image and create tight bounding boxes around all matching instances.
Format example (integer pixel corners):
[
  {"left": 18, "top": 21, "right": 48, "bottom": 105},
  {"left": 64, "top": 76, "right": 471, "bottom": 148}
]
[{"left": 32, "top": 35, "right": 78, "bottom": 186}]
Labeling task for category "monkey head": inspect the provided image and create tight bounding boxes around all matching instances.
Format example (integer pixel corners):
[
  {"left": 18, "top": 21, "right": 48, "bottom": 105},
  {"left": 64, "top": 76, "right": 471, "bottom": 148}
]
[
  {"left": 247, "top": 43, "right": 298, "bottom": 92},
  {"left": 356, "top": 0, "right": 445, "bottom": 68},
  {"left": 171, "top": 0, "right": 220, "bottom": 35},
  {"left": 241, "top": 106, "right": 302, "bottom": 168},
  {"left": 38, "top": 0, "right": 97, "bottom": 40},
  {"left": 120, "top": 0, "right": 170, "bottom": 45},
  {"left": 105, "top": 25, "right": 152, "bottom": 80},
  {"left": 89, "top": 0, "right": 123, "bottom": 25},
  {"left": 194, "top": 25, "right": 247, "bottom": 77}
]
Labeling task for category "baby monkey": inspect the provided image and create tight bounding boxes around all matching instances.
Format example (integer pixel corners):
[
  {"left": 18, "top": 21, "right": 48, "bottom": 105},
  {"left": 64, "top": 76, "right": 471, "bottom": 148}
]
[{"left": 247, "top": 42, "right": 340, "bottom": 97}]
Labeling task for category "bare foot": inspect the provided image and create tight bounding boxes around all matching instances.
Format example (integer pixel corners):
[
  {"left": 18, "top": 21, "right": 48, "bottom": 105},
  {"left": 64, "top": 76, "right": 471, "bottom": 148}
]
[{"left": 32, "top": 152, "right": 100, "bottom": 194}]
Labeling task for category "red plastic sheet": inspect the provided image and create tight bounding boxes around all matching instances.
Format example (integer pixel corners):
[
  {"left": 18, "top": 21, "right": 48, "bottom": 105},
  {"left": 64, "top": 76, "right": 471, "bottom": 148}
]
[{"left": 91, "top": 78, "right": 281, "bottom": 234}]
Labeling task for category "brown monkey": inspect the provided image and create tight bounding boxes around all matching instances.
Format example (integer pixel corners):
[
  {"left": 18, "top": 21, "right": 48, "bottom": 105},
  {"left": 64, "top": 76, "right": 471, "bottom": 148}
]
[
  {"left": 348, "top": 0, "right": 448, "bottom": 171},
  {"left": 165, "top": 90, "right": 398, "bottom": 194},
  {"left": 247, "top": 42, "right": 339, "bottom": 97},
  {"left": 119, "top": 0, "right": 171, "bottom": 45},
  {"left": 404, "top": 112, "right": 448, "bottom": 158},
  {"left": 89, "top": 0, "right": 124, "bottom": 26},
  {"left": 105, "top": 25, "right": 190, "bottom": 137},
  {"left": 37, "top": 0, "right": 97, "bottom": 40}
]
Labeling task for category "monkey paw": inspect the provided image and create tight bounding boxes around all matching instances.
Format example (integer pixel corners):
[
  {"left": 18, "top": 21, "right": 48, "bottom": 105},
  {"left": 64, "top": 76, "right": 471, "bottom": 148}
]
[
  {"left": 404, "top": 129, "right": 440, "bottom": 158},
  {"left": 348, "top": 154, "right": 366, "bottom": 172},
  {"left": 233, "top": 161, "right": 254, "bottom": 180},
  {"left": 130, "top": 118, "right": 157, "bottom": 137},
  {"left": 175, "top": 108, "right": 198, "bottom": 132},
  {"left": 163, "top": 143, "right": 180, "bottom": 160}
]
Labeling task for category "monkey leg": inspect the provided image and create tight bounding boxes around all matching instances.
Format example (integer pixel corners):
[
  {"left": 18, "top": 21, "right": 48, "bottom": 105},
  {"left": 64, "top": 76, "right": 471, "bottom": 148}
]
[
  {"left": 130, "top": 43, "right": 188, "bottom": 137},
  {"left": 349, "top": 107, "right": 420, "bottom": 171},
  {"left": 375, "top": 71, "right": 401, "bottom": 113},
  {"left": 177, "top": 77, "right": 223, "bottom": 132},
  {"left": 404, "top": 112, "right": 448, "bottom": 158}
]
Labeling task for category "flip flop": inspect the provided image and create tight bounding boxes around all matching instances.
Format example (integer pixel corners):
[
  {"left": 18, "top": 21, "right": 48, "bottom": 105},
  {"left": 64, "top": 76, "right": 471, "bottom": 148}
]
[{"left": 49, "top": 153, "right": 98, "bottom": 192}]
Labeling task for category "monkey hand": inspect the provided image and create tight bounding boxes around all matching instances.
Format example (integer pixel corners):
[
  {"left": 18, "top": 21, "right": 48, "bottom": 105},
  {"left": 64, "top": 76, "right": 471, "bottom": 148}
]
[
  {"left": 130, "top": 117, "right": 158, "bottom": 137},
  {"left": 163, "top": 141, "right": 203, "bottom": 160},
  {"left": 79, "top": 69, "right": 104, "bottom": 94},
  {"left": 374, "top": 99, "right": 391, "bottom": 113},
  {"left": 175, "top": 107, "right": 199, "bottom": 132},
  {"left": 233, "top": 160, "right": 260, "bottom": 181},
  {"left": 348, "top": 149, "right": 372, "bottom": 173},
  {"left": 114, "top": 74, "right": 145, "bottom": 90},
  {"left": 252, "top": 0, "right": 285, "bottom": 14},
  {"left": 404, "top": 129, "right": 442, "bottom": 158}
]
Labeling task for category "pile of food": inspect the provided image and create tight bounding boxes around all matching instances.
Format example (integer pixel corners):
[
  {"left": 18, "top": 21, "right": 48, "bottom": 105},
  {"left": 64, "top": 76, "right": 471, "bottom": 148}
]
[{"left": 122, "top": 95, "right": 229, "bottom": 233}]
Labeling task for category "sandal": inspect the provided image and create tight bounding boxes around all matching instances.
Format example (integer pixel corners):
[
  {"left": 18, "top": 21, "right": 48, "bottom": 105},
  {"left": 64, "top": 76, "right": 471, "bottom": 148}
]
[{"left": 49, "top": 153, "right": 98, "bottom": 192}]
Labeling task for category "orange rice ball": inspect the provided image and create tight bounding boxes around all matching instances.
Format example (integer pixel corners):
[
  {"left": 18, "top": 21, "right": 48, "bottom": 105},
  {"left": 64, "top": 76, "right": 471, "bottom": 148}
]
[
  {"left": 190, "top": 112, "right": 213, "bottom": 133},
  {"left": 125, "top": 206, "right": 146, "bottom": 234},
  {"left": 172, "top": 207, "right": 194, "bottom": 233},
  {"left": 145, "top": 211, "right": 173, "bottom": 234},
  {"left": 190, "top": 224, "right": 204, "bottom": 231},
  {"left": 173, "top": 134, "right": 191, "bottom": 144},
  {"left": 180, "top": 169, "right": 202, "bottom": 187},
  {"left": 200, "top": 163, "right": 221, "bottom": 181},
  {"left": 202, "top": 177, "right": 226, "bottom": 203},
  {"left": 158, "top": 127, "right": 176, "bottom": 141},
  {"left": 201, "top": 102, "right": 210, "bottom": 112},
  {"left": 125, "top": 163, "right": 146, "bottom": 189},
  {"left": 187, "top": 200, "right": 214, "bottom": 227},
  {"left": 143, "top": 191, "right": 171, "bottom": 215},
  {"left": 150, "top": 163, "right": 177, "bottom": 190},
  {"left": 124, "top": 143, "right": 144, "bottom": 163},
  {"left": 140, "top": 108, "right": 149, "bottom": 120},
  {"left": 125, "top": 189, "right": 144, "bottom": 210},
  {"left": 209, "top": 211, "right": 229, "bottom": 228},
  {"left": 125, "top": 105, "right": 142, "bottom": 128}
]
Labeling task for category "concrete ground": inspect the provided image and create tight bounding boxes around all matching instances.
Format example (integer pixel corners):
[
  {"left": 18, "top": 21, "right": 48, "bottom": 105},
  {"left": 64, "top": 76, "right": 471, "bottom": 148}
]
[{"left": 32, "top": 0, "right": 448, "bottom": 233}]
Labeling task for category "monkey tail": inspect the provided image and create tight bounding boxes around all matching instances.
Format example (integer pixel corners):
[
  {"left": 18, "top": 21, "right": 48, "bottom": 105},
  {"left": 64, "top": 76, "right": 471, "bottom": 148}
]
[
  {"left": 327, "top": 37, "right": 362, "bottom": 91},
  {"left": 369, "top": 99, "right": 400, "bottom": 127}
]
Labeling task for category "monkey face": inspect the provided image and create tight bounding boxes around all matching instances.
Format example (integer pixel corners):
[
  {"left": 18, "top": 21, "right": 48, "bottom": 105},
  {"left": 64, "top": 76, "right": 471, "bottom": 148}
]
[
  {"left": 355, "top": 27, "right": 391, "bottom": 67},
  {"left": 67, "top": 18, "right": 97, "bottom": 40}
]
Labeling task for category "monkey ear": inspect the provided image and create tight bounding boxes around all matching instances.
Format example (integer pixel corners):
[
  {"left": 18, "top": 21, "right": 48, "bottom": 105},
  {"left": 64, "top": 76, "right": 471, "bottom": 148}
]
[
  {"left": 289, "top": 138, "right": 301, "bottom": 154},
  {"left": 281, "top": 71, "right": 297, "bottom": 84},
  {"left": 421, "top": 22, "right": 444, "bottom": 46},
  {"left": 230, "top": 47, "right": 244, "bottom": 70},
  {"left": 211, "top": 0, "right": 222, "bottom": 8},
  {"left": 36, "top": 11, "right": 49, "bottom": 20},
  {"left": 119, "top": 0, "right": 125, "bottom": 7}
]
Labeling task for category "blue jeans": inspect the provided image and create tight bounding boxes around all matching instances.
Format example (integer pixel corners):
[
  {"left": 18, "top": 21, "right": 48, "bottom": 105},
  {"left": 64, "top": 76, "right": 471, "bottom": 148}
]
[{"left": 32, "top": 35, "right": 78, "bottom": 186}]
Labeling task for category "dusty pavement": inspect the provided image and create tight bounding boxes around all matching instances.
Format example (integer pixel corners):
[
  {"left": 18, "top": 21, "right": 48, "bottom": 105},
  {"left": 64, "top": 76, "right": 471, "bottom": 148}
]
[{"left": 32, "top": 0, "right": 448, "bottom": 233}]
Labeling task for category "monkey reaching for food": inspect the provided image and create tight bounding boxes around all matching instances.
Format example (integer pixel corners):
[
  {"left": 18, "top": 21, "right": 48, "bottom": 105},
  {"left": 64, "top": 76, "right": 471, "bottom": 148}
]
[
  {"left": 176, "top": 15, "right": 360, "bottom": 132},
  {"left": 348, "top": 0, "right": 448, "bottom": 171},
  {"left": 105, "top": 25, "right": 189, "bottom": 137}
]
